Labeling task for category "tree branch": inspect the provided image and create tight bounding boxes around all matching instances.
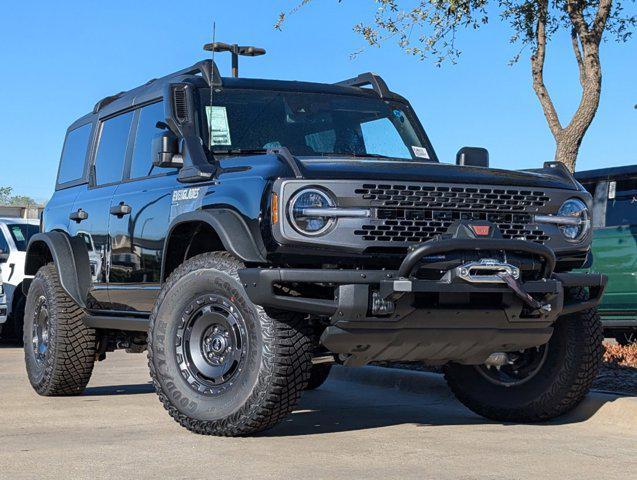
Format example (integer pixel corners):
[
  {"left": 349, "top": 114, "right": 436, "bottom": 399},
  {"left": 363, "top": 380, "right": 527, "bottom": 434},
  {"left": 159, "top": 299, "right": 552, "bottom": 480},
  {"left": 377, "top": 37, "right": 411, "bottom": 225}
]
[
  {"left": 592, "top": 0, "right": 614, "bottom": 42},
  {"left": 565, "top": 0, "right": 591, "bottom": 40},
  {"left": 531, "top": 0, "right": 562, "bottom": 137},
  {"left": 570, "top": 28, "right": 587, "bottom": 86}
]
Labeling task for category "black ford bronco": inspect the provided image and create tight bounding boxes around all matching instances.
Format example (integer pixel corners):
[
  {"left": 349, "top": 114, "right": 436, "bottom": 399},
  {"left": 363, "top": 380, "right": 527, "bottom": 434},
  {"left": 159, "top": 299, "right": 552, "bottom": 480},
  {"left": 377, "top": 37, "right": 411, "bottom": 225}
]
[{"left": 23, "top": 44, "right": 606, "bottom": 436}]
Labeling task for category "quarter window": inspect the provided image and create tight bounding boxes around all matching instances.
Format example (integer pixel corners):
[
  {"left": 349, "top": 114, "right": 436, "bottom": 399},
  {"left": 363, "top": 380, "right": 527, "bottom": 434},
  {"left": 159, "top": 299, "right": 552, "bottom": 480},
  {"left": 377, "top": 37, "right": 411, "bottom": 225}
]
[
  {"left": 130, "top": 101, "right": 170, "bottom": 179},
  {"left": 57, "top": 123, "right": 93, "bottom": 185},
  {"left": 94, "top": 111, "right": 134, "bottom": 186}
]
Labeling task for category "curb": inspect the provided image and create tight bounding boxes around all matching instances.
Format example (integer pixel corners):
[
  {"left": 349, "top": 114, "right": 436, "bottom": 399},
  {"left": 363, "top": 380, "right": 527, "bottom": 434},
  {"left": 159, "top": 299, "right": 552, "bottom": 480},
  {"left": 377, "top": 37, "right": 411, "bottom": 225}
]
[{"left": 330, "top": 365, "right": 637, "bottom": 429}]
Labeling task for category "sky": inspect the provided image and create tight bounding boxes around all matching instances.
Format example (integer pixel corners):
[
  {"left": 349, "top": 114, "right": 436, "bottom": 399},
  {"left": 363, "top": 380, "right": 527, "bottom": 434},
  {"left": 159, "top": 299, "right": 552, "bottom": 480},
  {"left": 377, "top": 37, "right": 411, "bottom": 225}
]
[{"left": 0, "top": 0, "right": 635, "bottom": 202}]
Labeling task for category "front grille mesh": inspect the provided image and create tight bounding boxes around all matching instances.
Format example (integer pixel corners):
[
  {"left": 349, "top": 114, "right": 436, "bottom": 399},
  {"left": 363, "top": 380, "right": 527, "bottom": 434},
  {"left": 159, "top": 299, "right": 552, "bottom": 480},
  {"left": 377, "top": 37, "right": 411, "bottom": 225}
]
[{"left": 352, "top": 183, "right": 551, "bottom": 244}]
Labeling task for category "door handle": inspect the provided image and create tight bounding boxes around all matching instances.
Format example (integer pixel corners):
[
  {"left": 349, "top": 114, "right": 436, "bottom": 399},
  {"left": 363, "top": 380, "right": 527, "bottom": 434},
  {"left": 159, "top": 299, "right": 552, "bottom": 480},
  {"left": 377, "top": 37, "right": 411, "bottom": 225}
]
[
  {"left": 69, "top": 209, "right": 88, "bottom": 223},
  {"left": 110, "top": 202, "right": 132, "bottom": 217}
]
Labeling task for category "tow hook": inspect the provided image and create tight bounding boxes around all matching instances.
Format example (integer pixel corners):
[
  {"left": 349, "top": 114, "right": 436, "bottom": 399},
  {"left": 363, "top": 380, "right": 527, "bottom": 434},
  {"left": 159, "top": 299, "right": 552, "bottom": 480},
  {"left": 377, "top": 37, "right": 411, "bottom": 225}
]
[{"left": 497, "top": 272, "right": 552, "bottom": 313}]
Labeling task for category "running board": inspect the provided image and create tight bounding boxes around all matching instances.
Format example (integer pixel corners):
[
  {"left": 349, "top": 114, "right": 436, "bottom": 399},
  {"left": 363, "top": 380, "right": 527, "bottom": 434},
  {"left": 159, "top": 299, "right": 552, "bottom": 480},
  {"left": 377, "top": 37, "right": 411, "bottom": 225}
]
[{"left": 83, "top": 315, "right": 149, "bottom": 332}]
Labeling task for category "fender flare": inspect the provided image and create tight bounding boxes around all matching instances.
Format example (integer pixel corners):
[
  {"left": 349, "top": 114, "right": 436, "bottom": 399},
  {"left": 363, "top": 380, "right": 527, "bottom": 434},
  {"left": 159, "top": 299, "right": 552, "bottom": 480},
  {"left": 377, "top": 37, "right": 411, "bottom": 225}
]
[
  {"left": 23, "top": 231, "right": 92, "bottom": 308},
  {"left": 161, "top": 209, "right": 267, "bottom": 281}
]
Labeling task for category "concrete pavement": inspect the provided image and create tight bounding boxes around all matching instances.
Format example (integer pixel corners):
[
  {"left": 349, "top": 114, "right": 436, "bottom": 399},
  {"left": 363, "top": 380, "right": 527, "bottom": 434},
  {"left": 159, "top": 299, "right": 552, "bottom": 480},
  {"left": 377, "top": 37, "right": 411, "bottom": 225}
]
[{"left": 1, "top": 344, "right": 635, "bottom": 479}]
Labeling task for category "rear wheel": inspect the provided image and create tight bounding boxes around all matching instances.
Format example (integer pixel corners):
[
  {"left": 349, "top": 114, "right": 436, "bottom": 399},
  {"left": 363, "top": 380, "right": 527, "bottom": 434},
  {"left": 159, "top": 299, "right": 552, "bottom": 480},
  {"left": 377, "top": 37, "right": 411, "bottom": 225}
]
[
  {"left": 23, "top": 264, "right": 96, "bottom": 396},
  {"left": 444, "top": 289, "right": 603, "bottom": 422},
  {"left": 148, "top": 252, "right": 314, "bottom": 436}
]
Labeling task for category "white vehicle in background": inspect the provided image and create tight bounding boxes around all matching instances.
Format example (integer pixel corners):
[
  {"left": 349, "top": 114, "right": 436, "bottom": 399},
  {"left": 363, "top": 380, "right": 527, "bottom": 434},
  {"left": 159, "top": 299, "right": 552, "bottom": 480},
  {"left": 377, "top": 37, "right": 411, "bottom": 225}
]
[
  {"left": 0, "top": 218, "right": 39, "bottom": 339},
  {"left": 0, "top": 277, "right": 6, "bottom": 325}
]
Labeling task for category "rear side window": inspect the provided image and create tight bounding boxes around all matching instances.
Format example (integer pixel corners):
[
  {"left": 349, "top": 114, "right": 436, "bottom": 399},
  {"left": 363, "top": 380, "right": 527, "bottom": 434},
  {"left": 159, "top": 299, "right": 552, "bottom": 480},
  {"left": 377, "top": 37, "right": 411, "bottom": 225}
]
[
  {"left": 129, "top": 101, "right": 170, "bottom": 179},
  {"left": 605, "top": 178, "right": 637, "bottom": 227},
  {"left": 94, "top": 111, "right": 135, "bottom": 186},
  {"left": 57, "top": 123, "right": 93, "bottom": 185}
]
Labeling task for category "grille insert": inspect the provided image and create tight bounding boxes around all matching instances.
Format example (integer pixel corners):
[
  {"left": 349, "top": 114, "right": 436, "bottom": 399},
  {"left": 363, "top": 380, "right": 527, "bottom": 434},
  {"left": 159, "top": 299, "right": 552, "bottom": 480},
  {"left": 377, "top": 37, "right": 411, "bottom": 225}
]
[
  {"left": 354, "top": 184, "right": 550, "bottom": 212},
  {"left": 351, "top": 182, "right": 552, "bottom": 245}
]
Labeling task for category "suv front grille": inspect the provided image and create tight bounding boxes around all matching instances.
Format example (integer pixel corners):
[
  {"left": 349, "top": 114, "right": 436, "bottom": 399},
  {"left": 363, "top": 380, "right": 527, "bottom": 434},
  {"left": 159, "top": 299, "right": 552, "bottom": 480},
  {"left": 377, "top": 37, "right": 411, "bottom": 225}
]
[
  {"left": 352, "top": 183, "right": 551, "bottom": 245},
  {"left": 354, "top": 184, "right": 550, "bottom": 211}
]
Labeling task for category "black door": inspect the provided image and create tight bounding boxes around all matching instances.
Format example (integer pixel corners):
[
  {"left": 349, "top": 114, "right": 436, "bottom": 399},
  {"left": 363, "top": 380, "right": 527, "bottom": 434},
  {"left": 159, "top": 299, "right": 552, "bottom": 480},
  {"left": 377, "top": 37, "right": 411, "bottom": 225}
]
[
  {"left": 67, "top": 110, "right": 134, "bottom": 310},
  {"left": 108, "top": 101, "right": 178, "bottom": 312}
]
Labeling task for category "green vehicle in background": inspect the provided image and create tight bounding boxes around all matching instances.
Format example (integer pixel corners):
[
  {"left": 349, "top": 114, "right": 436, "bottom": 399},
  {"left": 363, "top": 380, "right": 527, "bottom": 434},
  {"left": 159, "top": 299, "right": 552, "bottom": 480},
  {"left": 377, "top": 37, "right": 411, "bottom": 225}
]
[{"left": 576, "top": 166, "right": 637, "bottom": 345}]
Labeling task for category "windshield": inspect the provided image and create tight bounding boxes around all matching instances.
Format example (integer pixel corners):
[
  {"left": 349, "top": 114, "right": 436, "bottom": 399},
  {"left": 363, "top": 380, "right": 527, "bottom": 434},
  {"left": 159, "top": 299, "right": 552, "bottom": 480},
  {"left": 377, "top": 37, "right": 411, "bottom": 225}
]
[
  {"left": 7, "top": 224, "right": 39, "bottom": 251},
  {"left": 199, "top": 88, "right": 434, "bottom": 161}
]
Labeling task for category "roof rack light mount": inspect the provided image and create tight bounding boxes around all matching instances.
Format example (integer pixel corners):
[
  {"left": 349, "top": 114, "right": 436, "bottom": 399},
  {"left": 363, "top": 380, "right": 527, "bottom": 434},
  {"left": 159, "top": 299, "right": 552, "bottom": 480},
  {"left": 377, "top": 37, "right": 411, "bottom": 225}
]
[
  {"left": 204, "top": 42, "right": 266, "bottom": 78},
  {"left": 336, "top": 72, "right": 392, "bottom": 99}
]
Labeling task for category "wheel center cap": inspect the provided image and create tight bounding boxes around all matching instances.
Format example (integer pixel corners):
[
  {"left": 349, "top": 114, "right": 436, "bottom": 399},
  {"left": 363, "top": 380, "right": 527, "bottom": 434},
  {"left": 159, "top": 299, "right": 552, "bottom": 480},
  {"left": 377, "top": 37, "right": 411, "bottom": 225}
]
[{"left": 207, "top": 334, "right": 228, "bottom": 354}]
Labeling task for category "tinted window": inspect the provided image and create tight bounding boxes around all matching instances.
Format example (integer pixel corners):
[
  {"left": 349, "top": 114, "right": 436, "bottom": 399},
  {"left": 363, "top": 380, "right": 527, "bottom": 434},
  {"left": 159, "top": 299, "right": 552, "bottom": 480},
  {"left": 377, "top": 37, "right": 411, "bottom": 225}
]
[
  {"left": 57, "top": 123, "right": 93, "bottom": 184},
  {"left": 130, "top": 101, "right": 169, "bottom": 179},
  {"left": 7, "top": 224, "right": 39, "bottom": 251},
  {"left": 94, "top": 111, "right": 134, "bottom": 185},
  {"left": 0, "top": 231, "right": 8, "bottom": 253},
  {"left": 606, "top": 178, "right": 637, "bottom": 227}
]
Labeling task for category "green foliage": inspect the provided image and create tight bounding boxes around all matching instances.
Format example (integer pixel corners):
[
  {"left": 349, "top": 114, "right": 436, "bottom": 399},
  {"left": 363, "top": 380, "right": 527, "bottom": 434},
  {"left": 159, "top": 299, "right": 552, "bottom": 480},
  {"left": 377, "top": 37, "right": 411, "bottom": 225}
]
[{"left": 0, "top": 186, "right": 37, "bottom": 206}]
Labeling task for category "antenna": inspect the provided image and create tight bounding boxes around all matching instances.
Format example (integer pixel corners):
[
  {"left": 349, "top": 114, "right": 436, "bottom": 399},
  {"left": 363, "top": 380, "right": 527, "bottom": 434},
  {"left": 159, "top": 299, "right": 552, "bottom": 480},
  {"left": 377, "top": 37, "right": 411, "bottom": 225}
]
[{"left": 209, "top": 22, "right": 216, "bottom": 149}]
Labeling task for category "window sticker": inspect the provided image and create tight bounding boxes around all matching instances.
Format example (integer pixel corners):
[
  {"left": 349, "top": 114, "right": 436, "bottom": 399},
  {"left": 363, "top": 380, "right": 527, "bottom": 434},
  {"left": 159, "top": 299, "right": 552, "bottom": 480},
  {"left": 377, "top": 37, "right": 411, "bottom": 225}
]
[
  {"left": 206, "top": 106, "right": 232, "bottom": 146},
  {"left": 11, "top": 226, "right": 25, "bottom": 242},
  {"left": 412, "top": 146, "right": 430, "bottom": 159},
  {"left": 608, "top": 181, "right": 616, "bottom": 200}
]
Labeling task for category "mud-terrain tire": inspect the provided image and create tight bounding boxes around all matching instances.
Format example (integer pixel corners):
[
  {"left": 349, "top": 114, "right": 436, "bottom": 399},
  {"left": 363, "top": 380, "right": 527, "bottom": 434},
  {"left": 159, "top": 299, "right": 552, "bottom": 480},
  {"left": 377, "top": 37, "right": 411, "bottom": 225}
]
[
  {"left": 23, "top": 264, "right": 96, "bottom": 395},
  {"left": 444, "top": 288, "right": 603, "bottom": 422},
  {"left": 148, "top": 252, "right": 313, "bottom": 436},
  {"left": 305, "top": 363, "right": 332, "bottom": 390}
]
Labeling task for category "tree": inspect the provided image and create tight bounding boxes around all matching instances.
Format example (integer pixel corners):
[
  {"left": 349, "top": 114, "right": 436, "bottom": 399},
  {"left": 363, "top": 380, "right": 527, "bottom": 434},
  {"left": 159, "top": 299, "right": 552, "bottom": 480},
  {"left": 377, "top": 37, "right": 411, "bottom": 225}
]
[
  {"left": 0, "top": 186, "right": 37, "bottom": 206},
  {"left": 276, "top": 0, "right": 635, "bottom": 171}
]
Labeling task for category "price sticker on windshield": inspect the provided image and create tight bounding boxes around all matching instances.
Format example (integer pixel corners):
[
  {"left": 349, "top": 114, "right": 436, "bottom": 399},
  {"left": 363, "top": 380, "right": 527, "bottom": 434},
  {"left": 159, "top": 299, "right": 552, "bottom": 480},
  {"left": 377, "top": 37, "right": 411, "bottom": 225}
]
[
  {"left": 412, "top": 146, "right": 430, "bottom": 159},
  {"left": 206, "top": 106, "right": 232, "bottom": 146}
]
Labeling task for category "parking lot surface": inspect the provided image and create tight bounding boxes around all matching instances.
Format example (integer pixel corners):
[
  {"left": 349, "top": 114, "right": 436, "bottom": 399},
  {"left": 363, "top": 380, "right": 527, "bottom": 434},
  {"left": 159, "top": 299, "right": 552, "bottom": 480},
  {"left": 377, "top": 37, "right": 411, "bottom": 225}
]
[{"left": 1, "top": 344, "right": 635, "bottom": 479}]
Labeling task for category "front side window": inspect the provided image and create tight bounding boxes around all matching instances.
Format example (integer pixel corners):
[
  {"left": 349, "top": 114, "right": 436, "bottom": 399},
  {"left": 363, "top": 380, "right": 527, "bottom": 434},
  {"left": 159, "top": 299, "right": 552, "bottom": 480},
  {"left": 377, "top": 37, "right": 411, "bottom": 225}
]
[
  {"left": 57, "top": 123, "right": 93, "bottom": 185},
  {"left": 7, "top": 224, "right": 39, "bottom": 251},
  {"left": 605, "top": 178, "right": 637, "bottom": 227},
  {"left": 94, "top": 111, "right": 134, "bottom": 186},
  {"left": 199, "top": 89, "right": 433, "bottom": 161},
  {"left": 130, "top": 101, "right": 171, "bottom": 179}
]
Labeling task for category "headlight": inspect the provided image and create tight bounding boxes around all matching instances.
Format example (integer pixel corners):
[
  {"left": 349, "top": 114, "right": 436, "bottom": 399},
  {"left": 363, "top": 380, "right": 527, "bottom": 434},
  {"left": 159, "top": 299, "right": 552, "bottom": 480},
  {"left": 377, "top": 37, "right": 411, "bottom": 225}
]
[
  {"left": 557, "top": 198, "right": 590, "bottom": 241},
  {"left": 288, "top": 188, "right": 335, "bottom": 236}
]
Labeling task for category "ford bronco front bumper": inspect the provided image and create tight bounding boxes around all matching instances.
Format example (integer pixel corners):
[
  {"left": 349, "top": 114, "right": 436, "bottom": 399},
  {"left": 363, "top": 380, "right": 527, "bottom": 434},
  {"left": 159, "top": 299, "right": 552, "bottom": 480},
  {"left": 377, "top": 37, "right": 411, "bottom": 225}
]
[{"left": 239, "top": 238, "right": 606, "bottom": 366}]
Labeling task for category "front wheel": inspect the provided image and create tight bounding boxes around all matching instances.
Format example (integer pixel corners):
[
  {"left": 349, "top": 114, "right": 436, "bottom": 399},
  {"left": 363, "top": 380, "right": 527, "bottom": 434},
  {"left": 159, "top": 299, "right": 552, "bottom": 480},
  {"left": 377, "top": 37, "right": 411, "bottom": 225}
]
[
  {"left": 444, "top": 294, "right": 603, "bottom": 422},
  {"left": 148, "top": 252, "right": 314, "bottom": 436}
]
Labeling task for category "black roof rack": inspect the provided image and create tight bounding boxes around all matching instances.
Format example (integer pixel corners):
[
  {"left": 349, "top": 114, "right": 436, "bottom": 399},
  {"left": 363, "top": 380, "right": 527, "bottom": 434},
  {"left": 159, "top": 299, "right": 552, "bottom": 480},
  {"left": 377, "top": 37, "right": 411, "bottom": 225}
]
[
  {"left": 92, "top": 60, "right": 221, "bottom": 113},
  {"left": 335, "top": 72, "right": 392, "bottom": 98}
]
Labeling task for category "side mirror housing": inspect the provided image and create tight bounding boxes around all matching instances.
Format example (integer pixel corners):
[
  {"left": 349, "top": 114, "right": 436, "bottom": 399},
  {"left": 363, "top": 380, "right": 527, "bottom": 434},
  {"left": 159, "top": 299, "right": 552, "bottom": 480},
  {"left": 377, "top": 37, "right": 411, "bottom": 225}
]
[
  {"left": 0, "top": 250, "right": 8, "bottom": 263},
  {"left": 456, "top": 147, "right": 489, "bottom": 168},
  {"left": 152, "top": 130, "right": 183, "bottom": 168}
]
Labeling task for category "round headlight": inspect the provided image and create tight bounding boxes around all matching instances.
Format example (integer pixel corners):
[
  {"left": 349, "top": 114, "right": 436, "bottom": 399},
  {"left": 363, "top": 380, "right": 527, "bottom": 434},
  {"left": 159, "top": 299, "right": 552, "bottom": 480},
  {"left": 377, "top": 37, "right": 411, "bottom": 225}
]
[
  {"left": 558, "top": 198, "right": 590, "bottom": 241},
  {"left": 288, "top": 188, "right": 335, "bottom": 236}
]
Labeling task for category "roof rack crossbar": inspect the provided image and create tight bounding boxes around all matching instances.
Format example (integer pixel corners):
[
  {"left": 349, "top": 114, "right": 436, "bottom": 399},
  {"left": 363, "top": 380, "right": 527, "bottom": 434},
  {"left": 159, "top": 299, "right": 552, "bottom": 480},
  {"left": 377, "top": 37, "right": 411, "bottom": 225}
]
[{"left": 335, "top": 72, "right": 391, "bottom": 98}]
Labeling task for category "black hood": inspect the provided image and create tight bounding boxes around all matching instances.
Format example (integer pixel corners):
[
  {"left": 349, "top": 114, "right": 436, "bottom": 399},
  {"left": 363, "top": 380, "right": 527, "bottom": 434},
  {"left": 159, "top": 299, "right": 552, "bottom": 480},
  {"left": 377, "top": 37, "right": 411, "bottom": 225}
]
[{"left": 298, "top": 158, "right": 578, "bottom": 190}]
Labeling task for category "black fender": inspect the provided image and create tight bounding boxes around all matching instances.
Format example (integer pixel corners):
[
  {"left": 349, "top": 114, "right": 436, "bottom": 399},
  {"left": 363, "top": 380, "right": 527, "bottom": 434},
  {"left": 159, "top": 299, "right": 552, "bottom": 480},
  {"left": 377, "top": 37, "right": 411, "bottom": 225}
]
[
  {"left": 161, "top": 209, "right": 267, "bottom": 280},
  {"left": 23, "top": 231, "right": 92, "bottom": 309}
]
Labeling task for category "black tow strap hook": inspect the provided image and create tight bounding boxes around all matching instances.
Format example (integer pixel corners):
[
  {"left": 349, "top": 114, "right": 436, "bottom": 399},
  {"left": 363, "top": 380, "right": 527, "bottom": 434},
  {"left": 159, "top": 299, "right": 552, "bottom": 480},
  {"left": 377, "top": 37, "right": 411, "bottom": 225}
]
[{"left": 497, "top": 273, "right": 552, "bottom": 313}]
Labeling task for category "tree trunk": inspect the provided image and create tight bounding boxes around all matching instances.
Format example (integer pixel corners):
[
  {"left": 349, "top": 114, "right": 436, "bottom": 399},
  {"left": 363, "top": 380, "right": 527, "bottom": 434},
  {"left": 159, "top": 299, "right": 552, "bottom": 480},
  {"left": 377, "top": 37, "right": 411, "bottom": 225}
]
[{"left": 554, "top": 135, "right": 580, "bottom": 172}]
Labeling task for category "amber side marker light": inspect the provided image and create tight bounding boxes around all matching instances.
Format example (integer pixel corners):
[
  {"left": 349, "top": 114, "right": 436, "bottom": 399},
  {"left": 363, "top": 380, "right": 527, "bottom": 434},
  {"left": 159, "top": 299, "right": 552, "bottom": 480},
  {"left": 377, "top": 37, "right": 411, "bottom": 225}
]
[{"left": 271, "top": 193, "right": 279, "bottom": 224}]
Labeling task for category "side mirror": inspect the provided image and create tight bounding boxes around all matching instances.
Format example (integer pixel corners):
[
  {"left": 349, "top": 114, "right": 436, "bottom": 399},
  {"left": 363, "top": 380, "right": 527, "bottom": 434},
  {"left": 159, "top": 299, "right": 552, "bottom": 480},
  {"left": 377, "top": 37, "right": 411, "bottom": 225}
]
[
  {"left": 0, "top": 250, "right": 8, "bottom": 263},
  {"left": 152, "top": 129, "right": 183, "bottom": 168},
  {"left": 456, "top": 147, "right": 489, "bottom": 168}
]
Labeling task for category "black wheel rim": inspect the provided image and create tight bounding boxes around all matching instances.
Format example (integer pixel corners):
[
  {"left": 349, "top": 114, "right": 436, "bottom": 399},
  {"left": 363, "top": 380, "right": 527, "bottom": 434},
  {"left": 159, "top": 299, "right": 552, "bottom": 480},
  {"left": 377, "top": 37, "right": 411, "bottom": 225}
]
[
  {"left": 175, "top": 294, "right": 247, "bottom": 396},
  {"left": 475, "top": 345, "right": 549, "bottom": 387},
  {"left": 31, "top": 295, "right": 50, "bottom": 366}
]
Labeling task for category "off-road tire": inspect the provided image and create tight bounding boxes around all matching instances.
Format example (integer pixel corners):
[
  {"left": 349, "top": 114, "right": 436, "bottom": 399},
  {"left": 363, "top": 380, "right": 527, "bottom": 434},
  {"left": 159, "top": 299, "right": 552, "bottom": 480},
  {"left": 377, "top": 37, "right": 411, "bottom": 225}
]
[
  {"left": 444, "top": 288, "right": 603, "bottom": 422},
  {"left": 305, "top": 363, "right": 332, "bottom": 390},
  {"left": 147, "top": 252, "right": 314, "bottom": 436},
  {"left": 23, "top": 264, "right": 96, "bottom": 395}
]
